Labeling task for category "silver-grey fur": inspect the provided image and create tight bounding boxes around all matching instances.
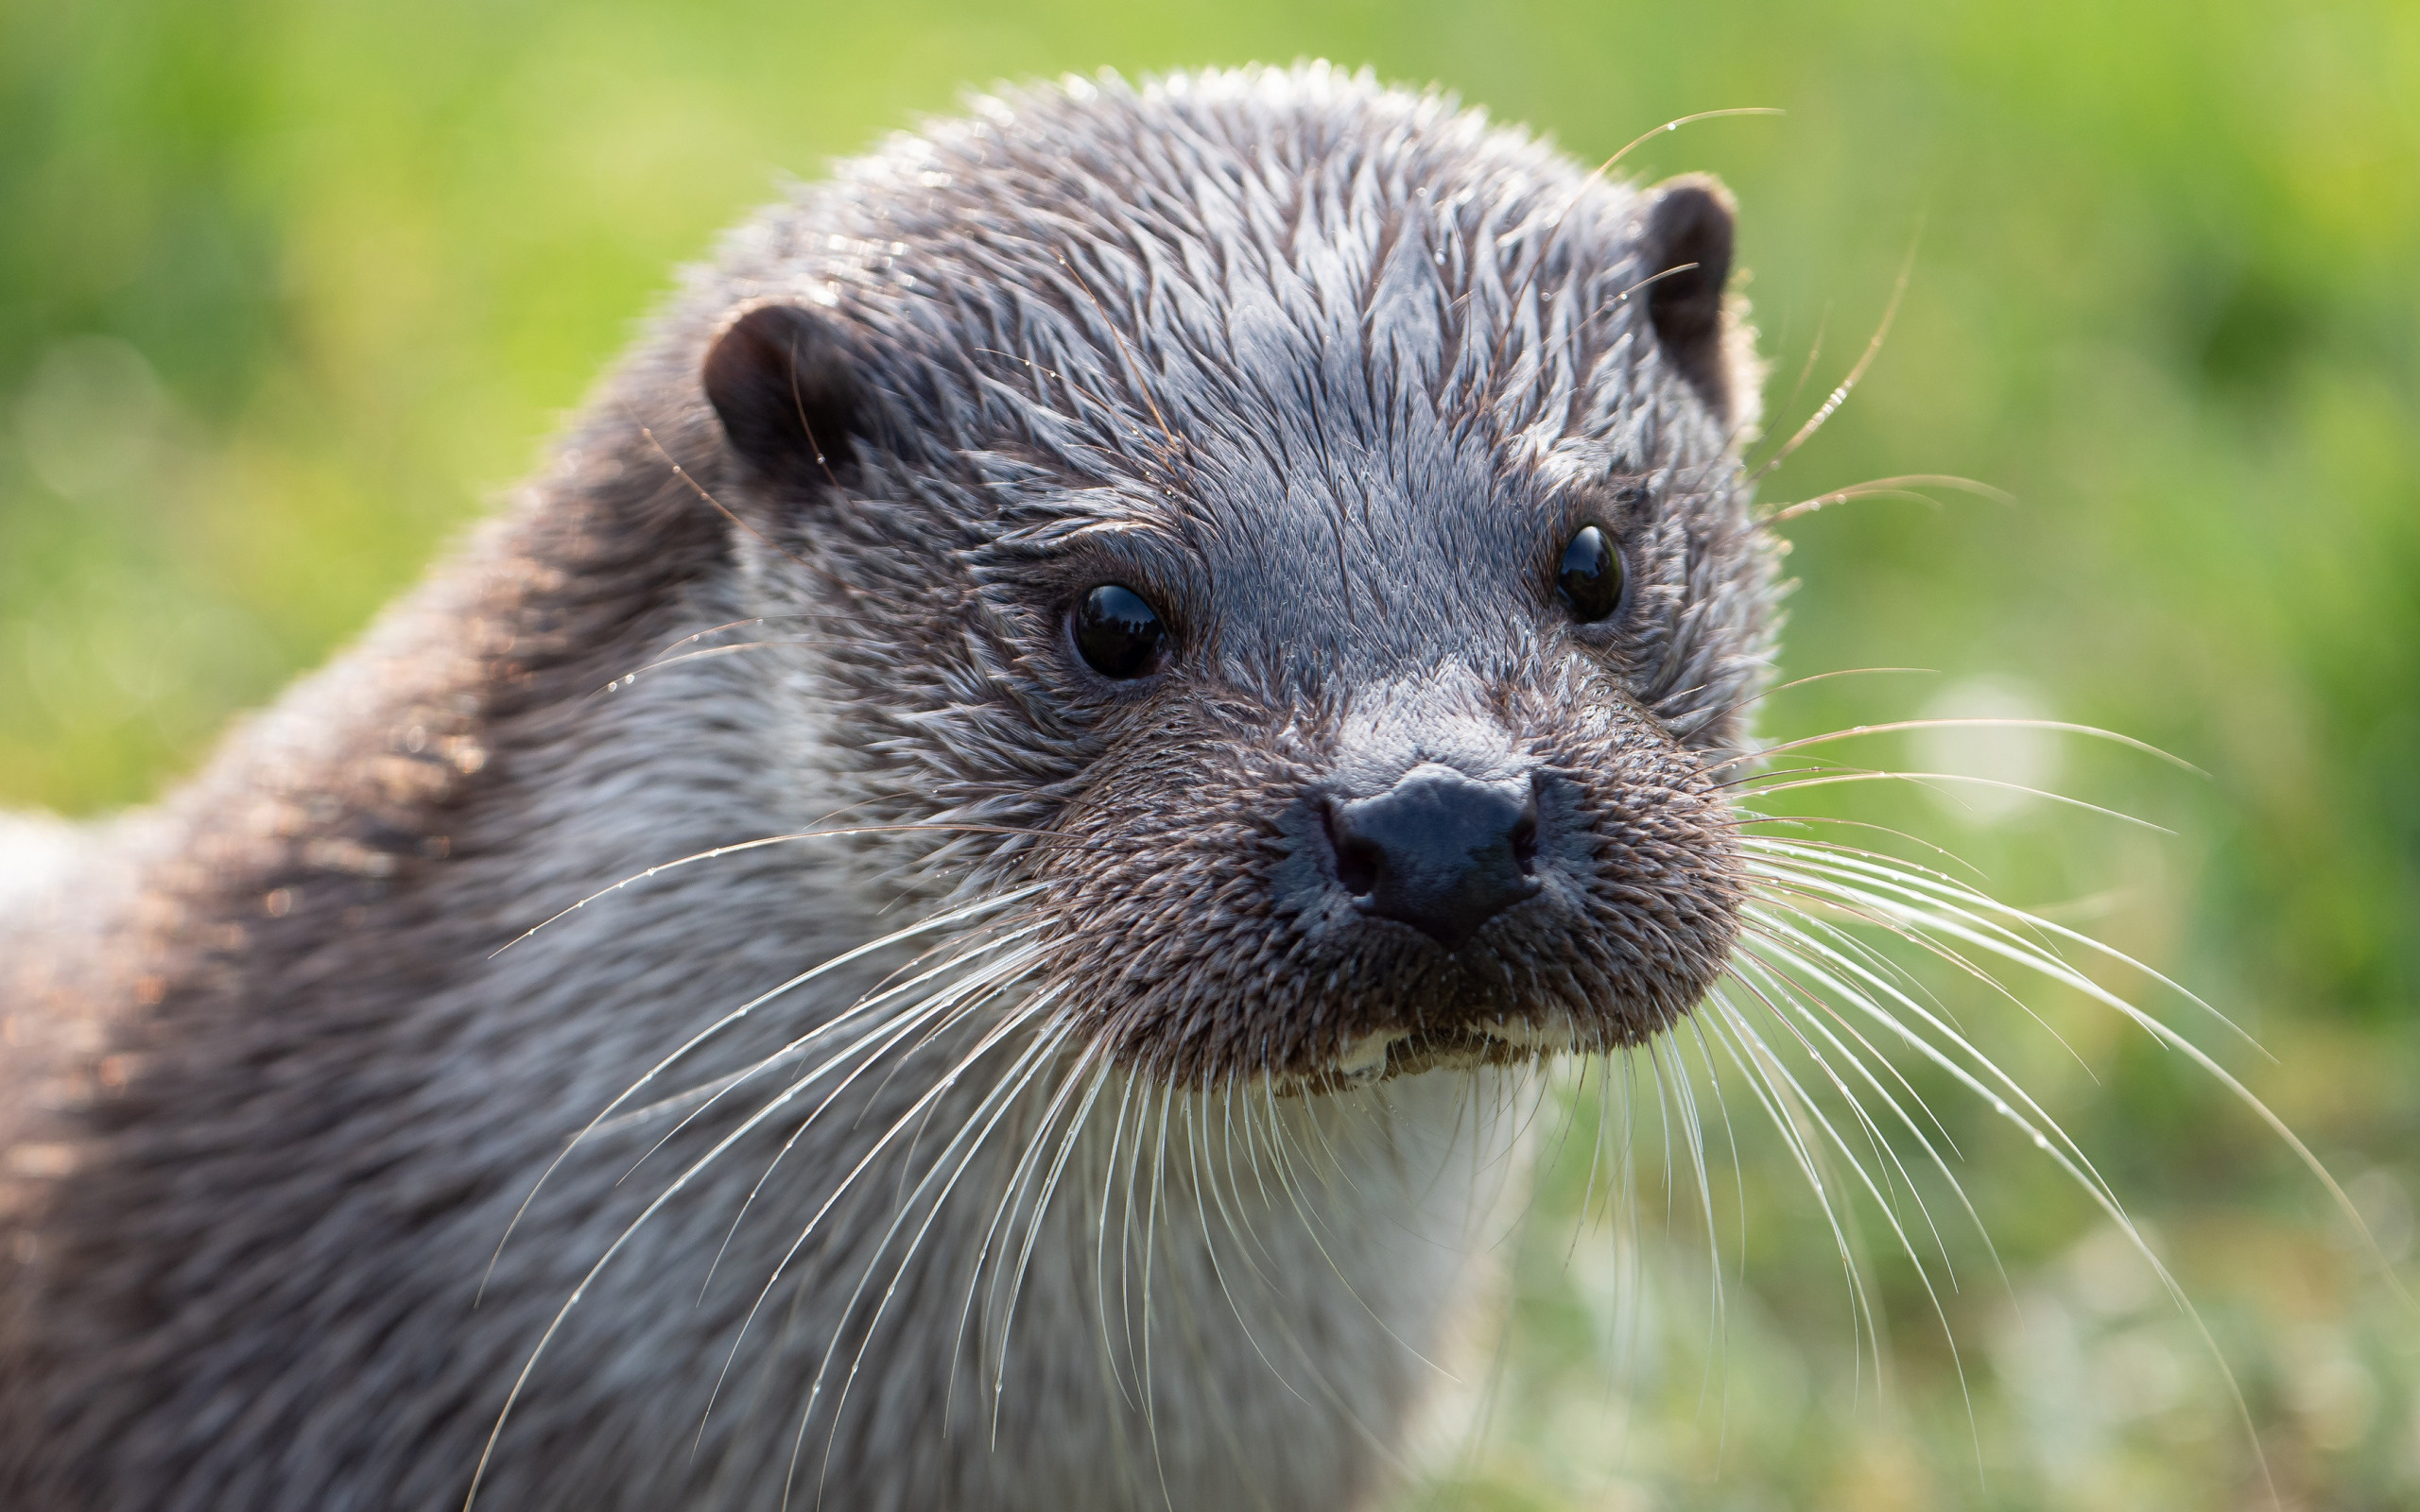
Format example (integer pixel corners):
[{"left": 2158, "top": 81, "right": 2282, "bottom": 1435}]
[{"left": 0, "top": 63, "right": 1777, "bottom": 1510}]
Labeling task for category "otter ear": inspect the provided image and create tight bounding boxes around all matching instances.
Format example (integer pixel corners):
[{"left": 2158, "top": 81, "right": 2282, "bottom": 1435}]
[
  {"left": 1639, "top": 175, "right": 1737, "bottom": 421},
  {"left": 702, "top": 303, "right": 863, "bottom": 487}
]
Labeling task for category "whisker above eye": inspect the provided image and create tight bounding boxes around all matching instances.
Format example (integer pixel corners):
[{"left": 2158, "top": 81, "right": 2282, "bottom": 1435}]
[
  {"left": 1753, "top": 715, "right": 2202, "bottom": 773},
  {"left": 1741, "top": 769, "right": 2177, "bottom": 833},
  {"left": 1763, "top": 472, "right": 2014, "bottom": 524}
]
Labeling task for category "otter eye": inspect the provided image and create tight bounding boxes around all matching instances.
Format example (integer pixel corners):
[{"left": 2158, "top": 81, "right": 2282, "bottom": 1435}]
[
  {"left": 1072, "top": 584, "right": 1166, "bottom": 679},
  {"left": 1556, "top": 524, "right": 1625, "bottom": 624}
]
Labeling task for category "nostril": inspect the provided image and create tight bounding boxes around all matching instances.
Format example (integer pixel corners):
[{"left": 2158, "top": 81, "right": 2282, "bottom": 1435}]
[
  {"left": 1324, "top": 800, "right": 1380, "bottom": 896},
  {"left": 1337, "top": 839, "right": 1382, "bottom": 897},
  {"left": 1510, "top": 804, "right": 1539, "bottom": 874}
]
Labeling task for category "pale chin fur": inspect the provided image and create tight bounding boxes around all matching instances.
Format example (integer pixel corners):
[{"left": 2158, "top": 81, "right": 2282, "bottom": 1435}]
[{"left": 1322, "top": 1013, "right": 1588, "bottom": 1089}]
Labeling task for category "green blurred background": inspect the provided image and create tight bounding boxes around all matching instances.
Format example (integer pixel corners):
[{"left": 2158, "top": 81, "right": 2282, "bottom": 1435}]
[{"left": 3, "top": 1, "right": 2414, "bottom": 1506}]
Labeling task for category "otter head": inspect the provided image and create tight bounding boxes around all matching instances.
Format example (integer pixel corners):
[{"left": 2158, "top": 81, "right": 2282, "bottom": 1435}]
[{"left": 688, "top": 68, "right": 1775, "bottom": 1091}]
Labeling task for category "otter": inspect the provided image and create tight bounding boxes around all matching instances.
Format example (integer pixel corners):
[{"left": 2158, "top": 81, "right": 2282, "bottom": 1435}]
[{"left": 0, "top": 64, "right": 1782, "bottom": 1509}]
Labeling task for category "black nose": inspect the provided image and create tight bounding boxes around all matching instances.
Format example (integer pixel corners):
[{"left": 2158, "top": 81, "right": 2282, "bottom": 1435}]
[{"left": 1327, "top": 765, "right": 1542, "bottom": 952}]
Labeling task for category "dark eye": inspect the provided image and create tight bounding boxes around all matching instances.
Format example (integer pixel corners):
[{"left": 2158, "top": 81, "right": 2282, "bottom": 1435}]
[
  {"left": 1556, "top": 524, "right": 1625, "bottom": 624},
  {"left": 1072, "top": 584, "right": 1166, "bottom": 679}
]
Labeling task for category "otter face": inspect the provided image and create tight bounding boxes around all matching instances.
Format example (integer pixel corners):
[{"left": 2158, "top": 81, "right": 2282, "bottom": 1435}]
[
  {"left": 695, "top": 73, "right": 1776, "bottom": 1090},
  {"left": 1003, "top": 457, "right": 1757, "bottom": 1087}
]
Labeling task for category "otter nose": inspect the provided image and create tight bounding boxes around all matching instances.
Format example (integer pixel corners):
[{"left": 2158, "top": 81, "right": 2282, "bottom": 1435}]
[{"left": 1328, "top": 765, "right": 1542, "bottom": 951}]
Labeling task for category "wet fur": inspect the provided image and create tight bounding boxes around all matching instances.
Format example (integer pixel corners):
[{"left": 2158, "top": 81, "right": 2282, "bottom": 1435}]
[{"left": 0, "top": 65, "right": 1776, "bottom": 1510}]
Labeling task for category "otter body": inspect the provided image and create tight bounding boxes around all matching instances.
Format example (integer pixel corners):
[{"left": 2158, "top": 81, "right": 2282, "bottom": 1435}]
[{"left": 0, "top": 66, "right": 1772, "bottom": 1509}]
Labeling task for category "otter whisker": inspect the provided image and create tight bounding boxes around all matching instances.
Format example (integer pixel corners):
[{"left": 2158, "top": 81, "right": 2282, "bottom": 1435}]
[
  {"left": 1170, "top": 1117, "right": 1287, "bottom": 1504},
  {"left": 594, "top": 638, "right": 843, "bottom": 694},
  {"left": 1749, "top": 233, "right": 1914, "bottom": 482},
  {"left": 611, "top": 919, "right": 1056, "bottom": 1144},
  {"left": 1751, "top": 714, "right": 2201, "bottom": 772},
  {"left": 469, "top": 950, "right": 1055, "bottom": 1510},
  {"left": 1732, "top": 821, "right": 1990, "bottom": 885},
  {"left": 696, "top": 971, "right": 1065, "bottom": 1377},
  {"left": 1582, "top": 261, "right": 1707, "bottom": 325},
  {"left": 775, "top": 1005, "right": 1080, "bottom": 1418},
  {"left": 1647, "top": 1035, "right": 1680, "bottom": 1225},
  {"left": 1084, "top": 1068, "right": 1144, "bottom": 1411},
  {"left": 1813, "top": 892, "right": 1997, "bottom": 1033},
  {"left": 590, "top": 613, "right": 826, "bottom": 694},
  {"left": 1205, "top": 1079, "right": 1288, "bottom": 1287},
  {"left": 1113, "top": 1080, "right": 1162, "bottom": 1426},
  {"left": 1753, "top": 846, "right": 2396, "bottom": 1284},
  {"left": 1765, "top": 472, "right": 2014, "bottom": 524},
  {"left": 1732, "top": 977, "right": 1916, "bottom": 1277},
  {"left": 476, "top": 887, "right": 1041, "bottom": 1303},
  {"left": 690, "top": 968, "right": 1073, "bottom": 1448},
  {"left": 1738, "top": 869, "right": 1991, "bottom": 1002},
  {"left": 987, "top": 1043, "right": 1126, "bottom": 1433},
  {"left": 631, "top": 418, "right": 863, "bottom": 602},
  {"left": 1183, "top": 1088, "right": 1321, "bottom": 1405},
  {"left": 1737, "top": 892, "right": 2113, "bottom": 1187},
  {"left": 1258, "top": 1077, "right": 1475, "bottom": 1383},
  {"left": 907, "top": 1016, "right": 1102, "bottom": 1419},
  {"left": 1744, "top": 768, "right": 2177, "bottom": 833},
  {"left": 1188, "top": 1089, "right": 1440, "bottom": 1486},
  {"left": 650, "top": 613, "right": 785, "bottom": 656},
  {"left": 1729, "top": 950, "right": 1972, "bottom": 1285},
  {"left": 1651, "top": 1035, "right": 1732, "bottom": 1419},
  {"left": 1611, "top": 1052, "right": 1650, "bottom": 1414},
  {"left": 1249, "top": 1074, "right": 1316, "bottom": 1235},
  {"left": 1564, "top": 1054, "right": 1616, "bottom": 1267},
  {"left": 591, "top": 1004, "right": 913, "bottom": 1143},
  {"left": 1702, "top": 760, "right": 1855, "bottom": 794},
  {"left": 1701, "top": 994, "right": 1882, "bottom": 1385},
  {"left": 1741, "top": 866, "right": 2310, "bottom": 1444},
  {"left": 1731, "top": 954, "right": 1992, "bottom": 1451},
  {"left": 1289, "top": 1073, "right": 1391, "bottom": 1211},
  {"left": 1749, "top": 868, "right": 2102, "bottom": 1081},
  {"left": 1729, "top": 870, "right": 2299, "bottom": 1497},
  {"left": 693, "top": 943, "right": 1066, "bottom": 1304},
  {"left": 1137, "top": 1074, "right": 1179, "bottom": 1512},
  {"left": 1775, "top": 302, "right": 1831, "bottom": 423},
  {"left": 1599, "top": 106, "right": 1789, "bottom": 177},
  {"left": 1749, "top": 846, "right": 2090, "bottom": 1012},
  {"left": 630, "top": 924, "right": 1061, "bottom": 1194},
  {"left": 786, "top": 1013, "right": 1084, "bottom": 1510},
  {"left": 1752, "top": 839, "right": 2251, "bottom": 1046},
  {"left": 1232, "top": 1075, "right": 1313, "bottom": 1240},
  {"left": 964, "top": 1039, "right": 1098, "bottom": 1360},
  {"left": 1742, "top": 914, "right": 1984, "bottom": 1160},
  {"left": 853, "top": 933, "right": 1080, "bottom": 1128},
  {"left": 1115, "top": 1076, "right": 1165, "bottom": 1432},
  {"left": 1672, "top": 662, "right": 1934, "bottom": 765},
  {"left": 1073, "top": 1072, "right": 1152, "bottom": 1435},
  {"left": 1464, "top": 94, "right": 1779, "bottom": 394},
  {"left": 1735, "top": 928, "right": 2010, "bottom": 1301},
  {"left": 1750, "top": 853, "right": 2154, "bottom": 1071},
  {"left": 492, "top": 833, "right": 1062, "bottom": 958},
  {"left": 1683, "top": 1017, "right": 1751, "bottom": 1295}
]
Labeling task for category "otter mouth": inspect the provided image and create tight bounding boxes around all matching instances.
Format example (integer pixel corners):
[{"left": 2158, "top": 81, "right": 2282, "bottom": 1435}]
[{"left": 1283, "top": 1012, "right": 1606, "bottom": 1095}]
